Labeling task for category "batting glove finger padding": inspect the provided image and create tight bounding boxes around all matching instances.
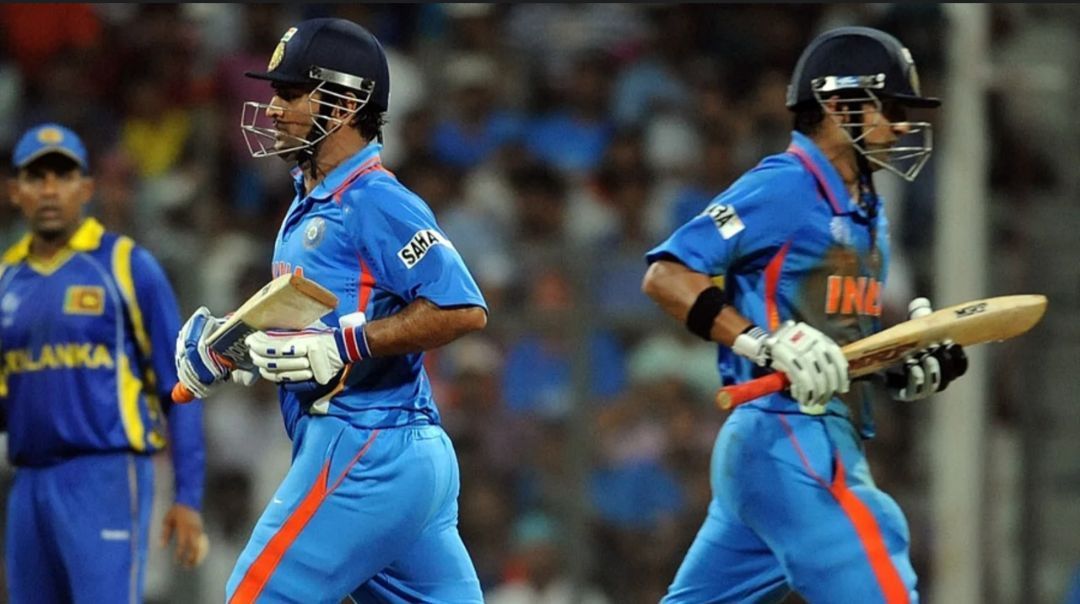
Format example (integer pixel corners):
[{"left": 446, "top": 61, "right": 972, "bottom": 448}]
[
  {"left": 735, "top": 321, "right": 851, "bottom": 414},
  {"left": 886, "top": 299, "right": 970, "bottom": 401},
  {"left": 245, "top": 329, "right": 346, "bottom": 385}
]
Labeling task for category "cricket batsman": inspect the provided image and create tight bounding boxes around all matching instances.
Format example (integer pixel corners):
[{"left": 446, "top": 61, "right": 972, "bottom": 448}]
[
  {"left": 175, "top": 18, "right": 488, "bottom": 603},
  {"left": 642, "top": 27, "right": 968, "bottom": 602}
]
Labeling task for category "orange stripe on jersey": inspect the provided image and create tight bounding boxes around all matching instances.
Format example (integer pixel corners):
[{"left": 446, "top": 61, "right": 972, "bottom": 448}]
[
  {"left": 332, "top": 158, "right": 391, "bottom": 204},
  {"left": 229, "top": 430, "right": 380, "bottom": 604},
  {"left": 764, "top": 242, "right": 792, "bottom": 331},
  {"left": 357, "top": 255, "right": 375, "bottom": 313}
]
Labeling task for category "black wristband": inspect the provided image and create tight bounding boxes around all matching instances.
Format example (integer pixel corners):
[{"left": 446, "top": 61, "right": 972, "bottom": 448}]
[{"left": 686, "top": 286, "right": 726, "bottom": 340}]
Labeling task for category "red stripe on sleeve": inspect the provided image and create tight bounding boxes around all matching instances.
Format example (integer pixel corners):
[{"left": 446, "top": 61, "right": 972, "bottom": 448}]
[
  {"left": 764, "top": 242, "right": 792, "bottom": 331},
  {"left": 357, "top": 255, "right": 375, "bottom": 313}
]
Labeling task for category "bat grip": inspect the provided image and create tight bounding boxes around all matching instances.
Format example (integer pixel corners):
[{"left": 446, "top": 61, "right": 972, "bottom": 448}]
[
  {"left": 715, "top": 373, "right": 791, "bottom": 410},
  {"left": 171, "top": 382, "right": 195, "bottom": 404}
]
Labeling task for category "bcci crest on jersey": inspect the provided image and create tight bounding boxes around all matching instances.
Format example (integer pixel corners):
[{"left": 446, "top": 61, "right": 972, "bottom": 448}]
[
  {"left": 703, "top": 204, "right": 745, "bottom": 240},
  {"left": 303, "top": 217, "right": 327, "bottom": 250},
  {"left": 398, "top": 230, "right": 453, "bottom": 269}
]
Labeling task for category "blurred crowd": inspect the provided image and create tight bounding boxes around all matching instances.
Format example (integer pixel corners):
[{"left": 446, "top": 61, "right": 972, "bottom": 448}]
[{"left": 0, "top": 4, "right": 1063, "bottom": 603}]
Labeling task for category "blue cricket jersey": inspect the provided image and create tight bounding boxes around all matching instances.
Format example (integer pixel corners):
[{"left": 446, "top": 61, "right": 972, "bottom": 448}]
[
  {"left": 270, "top": 142, "right": 487, "bottom": 435},
  {"left": 646, "top": 131, "right": 890, "bottom": 436},
  {"left": 0, "top": 218, "right": 205, "bottom": 508}
]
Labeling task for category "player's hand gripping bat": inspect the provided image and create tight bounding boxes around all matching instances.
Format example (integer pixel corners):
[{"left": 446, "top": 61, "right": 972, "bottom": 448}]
[
  {"left": 171, "top": 273, "right": 339, "bottom": 403},
  {"left": 715, "top": 294, "right": 1047, "bottom": 410}
]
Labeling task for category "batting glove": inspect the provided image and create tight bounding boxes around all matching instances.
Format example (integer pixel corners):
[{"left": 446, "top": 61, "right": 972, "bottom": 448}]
[
  {"left": 175, "top": 307, "right": 230, "bottom": 399},
  {"left": 245, "top": 321, "right": 369, "bottom": 386},
  {"left": 886, "top": 298, "right": 969, "bottom": 401},
  {"left": 733, "top": 321, "right": 850, "bottom": 414}
]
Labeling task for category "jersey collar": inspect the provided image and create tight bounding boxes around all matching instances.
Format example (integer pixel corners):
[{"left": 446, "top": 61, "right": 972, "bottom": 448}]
[
  {"left": 295, "top": 141, "right": 384, "bottom": 202},
  {"left": 2, "top": 217, "right": 105, "bottom": 263},
  {"left": 786, "top": 131, "right": 861, "bottom": 216}
]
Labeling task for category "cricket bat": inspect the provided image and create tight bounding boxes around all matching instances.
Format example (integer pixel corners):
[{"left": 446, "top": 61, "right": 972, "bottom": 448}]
[
  {"left": 171, "top": 273, "right": 339, "bottom": 403},
  {"left": 715, "top": 294, "right": 1047, "bottom": 410}
]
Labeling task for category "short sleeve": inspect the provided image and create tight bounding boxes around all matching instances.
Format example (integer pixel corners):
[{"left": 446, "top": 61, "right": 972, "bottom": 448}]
[
  {"left": 346, "top": 181, "right": 488, "bottom": 311},
  {"left": 645, "top": 161, "right": 812, "bottom": 275}
]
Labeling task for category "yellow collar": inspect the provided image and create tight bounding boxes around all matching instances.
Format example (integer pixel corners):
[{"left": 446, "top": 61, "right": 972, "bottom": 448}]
[{"left": 2, "top": 218, "right": 106, "bottom": 264}]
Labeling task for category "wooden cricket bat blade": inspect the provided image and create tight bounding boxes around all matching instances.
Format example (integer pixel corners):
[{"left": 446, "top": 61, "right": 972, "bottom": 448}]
[{"left": 716, "top": 294, "right": 1047, "bottom": 410}]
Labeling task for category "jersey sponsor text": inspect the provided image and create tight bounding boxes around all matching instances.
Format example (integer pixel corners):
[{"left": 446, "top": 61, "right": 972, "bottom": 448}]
[
  {"left": 398, "top": 229, "right": 452, "bottom": 269},
  {"left": 703, "top": 204, "right": 746, "bottom": 240}
]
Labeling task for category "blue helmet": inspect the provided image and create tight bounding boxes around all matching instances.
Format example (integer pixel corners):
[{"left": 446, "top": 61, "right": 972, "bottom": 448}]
[
  {"left": 786, "top": 26, "right": 939, "bottom": 110},
  {"left": 786, "top": 26, "right": 938, "bottom": 182},
  {"left": 241, "top": 18, "right": 390, "bottom": 159},
  {"left": 245, "top": 18, "right": 390, "bottom": 112}
]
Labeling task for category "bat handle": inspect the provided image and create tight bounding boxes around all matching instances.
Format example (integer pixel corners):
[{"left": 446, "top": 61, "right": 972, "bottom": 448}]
[
  {"left": 171, "top": 382, "right": 196, "bottom": 404},
  {"left": 170, "top": 352, "right": 234, "bottom": 404},
  {"left": 715, "top": 373, "right": 791, "bottom": 410}
]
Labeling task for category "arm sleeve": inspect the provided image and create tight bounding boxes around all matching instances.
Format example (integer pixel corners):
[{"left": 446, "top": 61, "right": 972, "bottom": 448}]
[
  {"left": 131, "top": 247, "right": 205, "bottom": 510},
  {"left": 645, "top": 166, "right": 808, "bottom": 276},
  {"left": 347, "top": 183, "right": 488, "bottom": 311}
]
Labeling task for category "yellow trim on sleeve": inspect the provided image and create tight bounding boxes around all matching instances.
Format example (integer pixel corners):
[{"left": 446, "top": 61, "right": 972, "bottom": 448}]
[
  {"left": 112, "top": 235, "right": 160, "bottom": 451},
  {"left": 112, "top": 237, "right": 152, "bottom": 358},
  {"left": 117, "top": 353, "right": 146, "bottom": 452}
]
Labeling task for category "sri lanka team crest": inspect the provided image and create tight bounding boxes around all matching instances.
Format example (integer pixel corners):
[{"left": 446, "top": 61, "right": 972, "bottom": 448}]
[
  {"left": 37, "top": 127, "right": 64, "bottom": 144},
  {"left": 63, "top": 286, "right": 105, "bottom": 316},
  {"left": 303, "top": 217, "right": 326, "bottom": 249},
  {"left": 268, "top": 27, "right": 298, "bottom": 71}
]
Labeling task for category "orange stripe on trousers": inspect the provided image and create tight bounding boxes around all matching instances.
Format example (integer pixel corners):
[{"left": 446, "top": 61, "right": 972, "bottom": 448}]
[
  {"left": 776, "top": 416, "right": 908, "bottom": 603},
  {"left": 829, "top": 458, "right": 909, "bottom": 604},
  {"left": 229, "top": 430, "right": 380, "bottom": 604}
]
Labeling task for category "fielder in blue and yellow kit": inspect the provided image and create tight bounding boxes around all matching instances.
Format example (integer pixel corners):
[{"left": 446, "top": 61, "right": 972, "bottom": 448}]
[
  {"left": 176, "top": 19, "right": 487, "bottom": 603},
  {"left": 643, "top": 28, "right": 968, "bottom": 603},
  {"left": 0, "top": 124, "right": 207, "bottom": 603}
]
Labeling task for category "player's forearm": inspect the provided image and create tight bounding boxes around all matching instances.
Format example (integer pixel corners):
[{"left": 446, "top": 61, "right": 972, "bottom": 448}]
[
  {"left": 363, "top": 299, "right": 487, "bottom": 357},
  {"left": 642, "top": 260, "right": 752, "bottom": 347}
]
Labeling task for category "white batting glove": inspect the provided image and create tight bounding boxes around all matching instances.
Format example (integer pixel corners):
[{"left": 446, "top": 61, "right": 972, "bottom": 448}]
[
  {"left": 733, "top": 321, "right": 850, "bottom": 414},
  {"left": 886, "top": 298, "right": 969, "bottom": 401},
  {"left": 245, "top": 329, "right": 347, "bottom": 386}
]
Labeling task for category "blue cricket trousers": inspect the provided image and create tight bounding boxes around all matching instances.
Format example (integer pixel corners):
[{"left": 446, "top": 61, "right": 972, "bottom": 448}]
[
  {"left": 226, "top": 414, "right": 482, "bottom": 603},
  {"left": 6, "top": 451, "right": 154, "bottom": 604},
  {"left": 663, "top": 407, "right": 918, "bottom": 603}
]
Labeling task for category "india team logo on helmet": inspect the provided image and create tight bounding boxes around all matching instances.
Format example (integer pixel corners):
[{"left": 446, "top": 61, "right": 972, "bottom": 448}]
[
  {"left": 241, "top": 18, "right": 390, "bottom": 160},
  {"left": 900, "top": 46, "right": 922, "bottom": 96},
  {"left": 268, "top": 27, "right": 297, "bottom": 72}
]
